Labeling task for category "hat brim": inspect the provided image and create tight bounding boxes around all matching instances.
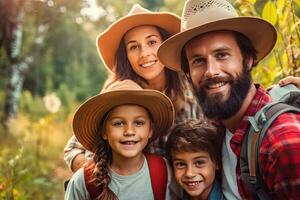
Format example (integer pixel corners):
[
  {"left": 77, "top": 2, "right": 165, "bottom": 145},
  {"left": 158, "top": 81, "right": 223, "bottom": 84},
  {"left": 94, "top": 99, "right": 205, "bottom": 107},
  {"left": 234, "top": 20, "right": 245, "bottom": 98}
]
[
  {"left": 158, "top": 17, "right": 277, "bottom": 72},
  {"left": 97, "top": 12, "right": 180, "bottom": 72},
  {"left": 73, "top": 90, "right": 174, "bottom": 152}
]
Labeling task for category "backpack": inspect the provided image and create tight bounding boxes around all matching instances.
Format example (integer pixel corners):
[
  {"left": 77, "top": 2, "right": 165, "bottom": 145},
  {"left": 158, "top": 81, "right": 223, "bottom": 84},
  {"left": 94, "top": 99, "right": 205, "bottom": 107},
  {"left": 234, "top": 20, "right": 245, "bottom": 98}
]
[
  {"left": 240, "top": 84, "right": 300, "bottom": 200},
  {"left": 84, "top": 153, "right": 168, "bottom": 200}
]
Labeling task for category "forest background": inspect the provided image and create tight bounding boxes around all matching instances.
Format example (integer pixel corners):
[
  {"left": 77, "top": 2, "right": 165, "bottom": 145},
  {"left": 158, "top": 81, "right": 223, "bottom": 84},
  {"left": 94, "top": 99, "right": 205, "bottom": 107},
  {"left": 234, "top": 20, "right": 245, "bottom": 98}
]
[{"left": 0, "top": 0, "right": 299, "bottom": 199}]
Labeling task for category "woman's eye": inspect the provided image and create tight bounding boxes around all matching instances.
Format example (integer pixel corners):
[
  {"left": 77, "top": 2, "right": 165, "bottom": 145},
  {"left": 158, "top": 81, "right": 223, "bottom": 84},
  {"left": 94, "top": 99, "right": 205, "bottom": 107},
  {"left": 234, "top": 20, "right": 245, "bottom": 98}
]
[
  {"left": 148, "top": 40, "right": 157, "bottom": 46},
  {"left": 129, "top": 45, "right": 138, "bottom": 51}
]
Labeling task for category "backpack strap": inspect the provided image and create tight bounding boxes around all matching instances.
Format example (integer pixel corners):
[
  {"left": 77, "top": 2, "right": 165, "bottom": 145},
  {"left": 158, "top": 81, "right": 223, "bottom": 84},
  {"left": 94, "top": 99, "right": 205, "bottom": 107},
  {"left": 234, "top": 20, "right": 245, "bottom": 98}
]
[
  {"left": 145, "top": 153, "right": 168, "bottom": 200},
  {"left": 83, "top": 160, "right": 99, "bottom": 200},
  {"left": 241, "top": 102, "right": 300, "bottom": 200},
  {"left": 84, "top": 154, "right": 168, "bottom": 200}
]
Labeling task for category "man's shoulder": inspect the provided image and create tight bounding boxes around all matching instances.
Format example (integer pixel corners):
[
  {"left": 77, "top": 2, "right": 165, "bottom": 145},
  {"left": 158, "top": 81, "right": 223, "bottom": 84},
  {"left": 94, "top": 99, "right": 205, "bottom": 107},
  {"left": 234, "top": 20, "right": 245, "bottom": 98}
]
[{"left": 264, "top": 112, "right": 300, "bottom": 149}]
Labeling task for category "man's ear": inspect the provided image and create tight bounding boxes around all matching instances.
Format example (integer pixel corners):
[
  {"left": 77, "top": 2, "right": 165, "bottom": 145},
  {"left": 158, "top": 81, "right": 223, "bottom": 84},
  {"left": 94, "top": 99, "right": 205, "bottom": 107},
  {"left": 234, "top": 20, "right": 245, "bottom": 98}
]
[{"left": 246, "top": 56, "right": 254, "bottom": 70}]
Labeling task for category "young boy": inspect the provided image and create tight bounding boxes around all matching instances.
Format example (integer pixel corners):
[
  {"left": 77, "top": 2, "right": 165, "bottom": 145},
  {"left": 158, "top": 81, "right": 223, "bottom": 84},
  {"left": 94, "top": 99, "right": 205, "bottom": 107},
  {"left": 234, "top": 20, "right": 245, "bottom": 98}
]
[{"left": 166, "top": 119, "right": 225, "bottom": 200}]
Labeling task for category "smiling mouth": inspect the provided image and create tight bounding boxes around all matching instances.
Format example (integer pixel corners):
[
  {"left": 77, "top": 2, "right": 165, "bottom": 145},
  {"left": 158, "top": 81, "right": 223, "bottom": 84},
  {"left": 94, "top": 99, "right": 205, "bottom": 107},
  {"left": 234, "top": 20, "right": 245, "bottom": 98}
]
[
  {"left": 140, "top": 60, "right": 156, "bottom": 68},
  {"left": 120, "top": 141, "right": 138, "bottom": 145},
  {"left": 184, "top": 180, "right": 202, "bottom": 187},
  {"left": 206, "top": 81, "right": 226, "bottom": 89}
]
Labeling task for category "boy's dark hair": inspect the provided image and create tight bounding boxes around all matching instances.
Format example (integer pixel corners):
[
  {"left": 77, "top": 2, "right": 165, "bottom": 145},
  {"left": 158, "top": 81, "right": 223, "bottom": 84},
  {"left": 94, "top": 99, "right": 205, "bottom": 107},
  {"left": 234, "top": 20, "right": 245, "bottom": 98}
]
[{"left": 165, "top": 119, "right": 224, "bottom": 168}]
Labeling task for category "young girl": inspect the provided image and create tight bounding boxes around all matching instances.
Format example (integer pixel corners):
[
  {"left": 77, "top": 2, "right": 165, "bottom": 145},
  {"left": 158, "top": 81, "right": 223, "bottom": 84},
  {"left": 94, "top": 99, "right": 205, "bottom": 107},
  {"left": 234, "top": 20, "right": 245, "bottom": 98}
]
[
  {"left": 166, "top": 119, "right": 225, "bottom": 200},
  {"left": 65, "top": 80, "right": 180, "bottom": 200}
]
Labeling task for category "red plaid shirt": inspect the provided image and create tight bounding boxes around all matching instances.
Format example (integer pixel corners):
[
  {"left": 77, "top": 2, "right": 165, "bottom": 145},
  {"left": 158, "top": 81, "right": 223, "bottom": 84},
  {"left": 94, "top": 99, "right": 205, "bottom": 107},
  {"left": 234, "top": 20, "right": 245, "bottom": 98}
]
[{"left": 230, "top": 84, "right": 300, "bottom": 199}]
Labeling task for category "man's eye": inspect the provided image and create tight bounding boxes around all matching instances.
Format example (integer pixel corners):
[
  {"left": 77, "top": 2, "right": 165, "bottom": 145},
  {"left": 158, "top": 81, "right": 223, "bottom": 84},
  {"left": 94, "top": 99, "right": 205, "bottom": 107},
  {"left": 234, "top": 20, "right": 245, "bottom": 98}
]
[
  {"left": 216, "top": 52, "right": 229, "bottom": 59},
  {"left": 192, "top": 58, "right": 205, "bottom": 66}
]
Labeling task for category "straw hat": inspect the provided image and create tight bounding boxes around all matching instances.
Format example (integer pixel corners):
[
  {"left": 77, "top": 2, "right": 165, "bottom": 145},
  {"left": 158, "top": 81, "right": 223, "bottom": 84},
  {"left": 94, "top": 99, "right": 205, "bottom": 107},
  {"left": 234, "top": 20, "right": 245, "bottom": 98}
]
[
  {"left": 157, "top": 0, "right": 277, "bottom": 72},
  {"left": 96, "top": 3, "right": 180, "bottom": 72},
  {"left": 73, "top": 80, "right": 175, "bottom": 152}
]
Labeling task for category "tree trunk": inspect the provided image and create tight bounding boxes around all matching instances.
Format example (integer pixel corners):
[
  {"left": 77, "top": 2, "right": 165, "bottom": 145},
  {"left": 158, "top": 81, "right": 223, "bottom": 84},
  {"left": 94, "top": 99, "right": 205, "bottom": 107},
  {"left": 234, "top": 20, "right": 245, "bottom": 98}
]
[{"left": 3, "top": 61, "right": 29, "bottom": 121}]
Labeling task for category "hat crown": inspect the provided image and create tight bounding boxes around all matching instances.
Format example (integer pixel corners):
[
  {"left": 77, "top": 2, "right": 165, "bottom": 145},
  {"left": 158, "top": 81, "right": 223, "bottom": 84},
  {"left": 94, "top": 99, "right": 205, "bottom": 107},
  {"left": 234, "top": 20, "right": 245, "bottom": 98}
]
[
  {"left": 128, "top": 4, "right": 151, "bottom": 15},
  {"left": 103, "top": 80, "right": 142, "bottom": 93},
  {"left": 181, "top": 0, "right": 237, "bottom": 31}
]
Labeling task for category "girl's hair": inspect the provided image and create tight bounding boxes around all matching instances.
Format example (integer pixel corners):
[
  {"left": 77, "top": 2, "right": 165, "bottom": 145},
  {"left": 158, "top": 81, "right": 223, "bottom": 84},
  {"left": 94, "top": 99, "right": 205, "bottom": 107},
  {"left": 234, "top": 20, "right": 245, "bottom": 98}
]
[
  {"left": 114, "top": 26, "right": 186, "bottom": 112},
  {"left": 165, "top": 119, "right": 224, "bottom": 169},
  {"left": 92, "top": 106, "right": 154, "bottom": 200},
  {"left": 93, "top": 111, "right": 118, "bottom": 200}
]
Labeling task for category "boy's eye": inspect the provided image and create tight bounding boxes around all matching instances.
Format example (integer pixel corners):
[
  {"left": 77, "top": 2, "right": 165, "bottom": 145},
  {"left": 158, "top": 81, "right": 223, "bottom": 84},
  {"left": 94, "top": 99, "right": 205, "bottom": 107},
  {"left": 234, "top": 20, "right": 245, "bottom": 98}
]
[
  {"left": 173, "top": 161, "right": 186, "bottom": 169},
  {"left": 195, "top": 159, "right": 205, "bottom": 167}
]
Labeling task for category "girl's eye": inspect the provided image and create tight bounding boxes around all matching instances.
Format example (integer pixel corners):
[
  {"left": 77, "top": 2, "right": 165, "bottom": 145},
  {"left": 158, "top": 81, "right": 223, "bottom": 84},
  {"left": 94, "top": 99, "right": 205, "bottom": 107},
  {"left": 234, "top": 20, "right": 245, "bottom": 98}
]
[
  {"left": 112, "top": 121, "right": 124, "bottom": 127},
  {"left": 174, "top": 161, "right": 186, "bottom": 169},
  {"left": 135, "top": 120, "right": 145, "bottom": 126}
]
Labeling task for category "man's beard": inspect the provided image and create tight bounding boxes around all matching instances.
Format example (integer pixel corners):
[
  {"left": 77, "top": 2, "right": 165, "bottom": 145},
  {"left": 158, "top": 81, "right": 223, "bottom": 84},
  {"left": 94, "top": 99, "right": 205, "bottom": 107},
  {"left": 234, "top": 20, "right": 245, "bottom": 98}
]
[{"left": 195, "top": 63, "right": 252, "bottom": 120}]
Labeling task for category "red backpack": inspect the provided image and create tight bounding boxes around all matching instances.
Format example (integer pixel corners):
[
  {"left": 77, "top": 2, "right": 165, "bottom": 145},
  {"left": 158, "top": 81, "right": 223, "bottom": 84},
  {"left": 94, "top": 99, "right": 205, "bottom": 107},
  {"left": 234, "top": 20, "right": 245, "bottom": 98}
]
[{"left": 84, "top": 153, "right": 168, "bottom": 200}]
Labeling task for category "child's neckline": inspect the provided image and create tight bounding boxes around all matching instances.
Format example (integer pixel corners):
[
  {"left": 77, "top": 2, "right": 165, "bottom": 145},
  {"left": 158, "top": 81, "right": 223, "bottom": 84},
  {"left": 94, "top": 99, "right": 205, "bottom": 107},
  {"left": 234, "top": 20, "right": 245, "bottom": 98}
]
[{"left": 110, "top": 155, "right": 146, "bottom": 177}]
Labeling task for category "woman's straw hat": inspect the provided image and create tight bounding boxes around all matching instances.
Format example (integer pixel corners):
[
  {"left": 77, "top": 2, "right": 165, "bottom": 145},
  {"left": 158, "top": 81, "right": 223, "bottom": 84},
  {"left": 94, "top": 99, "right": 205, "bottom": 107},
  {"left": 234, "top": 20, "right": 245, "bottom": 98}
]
[
  {"left": 97, "top": 3, "right": 180, "bottom": 72},
  {"left": 158, "top": 0, "right": 277, "bottom": 72},
  {"left": 73, "top": 80, "right": 175, "bottom": 152}
]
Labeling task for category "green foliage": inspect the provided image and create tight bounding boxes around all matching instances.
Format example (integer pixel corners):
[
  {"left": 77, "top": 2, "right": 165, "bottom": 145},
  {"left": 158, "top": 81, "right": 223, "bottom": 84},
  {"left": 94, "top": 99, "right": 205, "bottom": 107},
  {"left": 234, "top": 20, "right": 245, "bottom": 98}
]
[{"left": 235, "top": 0, "right": 300, "bottom": 87}]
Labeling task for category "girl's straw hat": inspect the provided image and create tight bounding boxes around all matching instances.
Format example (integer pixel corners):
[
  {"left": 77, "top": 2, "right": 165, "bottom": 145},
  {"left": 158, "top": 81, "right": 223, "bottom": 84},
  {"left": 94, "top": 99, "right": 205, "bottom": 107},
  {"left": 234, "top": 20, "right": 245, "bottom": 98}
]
[
  {"left": 73, "top": 80, "right": 175, "bottom": 152},
  {"left": 158, "top": 0, "right": 277, "bottom": 71},
  {"left": 97, "top": 4, "right": 180, "bottom": 72}
]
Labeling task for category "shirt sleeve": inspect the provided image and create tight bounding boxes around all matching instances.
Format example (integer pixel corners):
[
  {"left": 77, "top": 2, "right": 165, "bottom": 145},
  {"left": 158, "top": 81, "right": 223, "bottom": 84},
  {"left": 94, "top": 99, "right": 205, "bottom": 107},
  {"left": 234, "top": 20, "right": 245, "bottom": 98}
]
[
  {"left": 64, "top": 168, "right": 91, "bottom": 200},
  {"left": 64, "top": 135, "right": 87, "bottom": 169},
  {"left": 262, "top": 113, "right": 300, "bottom": 199}
]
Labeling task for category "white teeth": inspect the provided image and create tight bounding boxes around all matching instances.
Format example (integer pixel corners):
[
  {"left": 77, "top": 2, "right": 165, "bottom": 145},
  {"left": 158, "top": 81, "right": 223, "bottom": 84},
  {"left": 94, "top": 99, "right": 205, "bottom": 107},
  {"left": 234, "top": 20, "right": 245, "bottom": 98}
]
[
  {"left": 186, "top": 181, "right": 200, "bottom": 186},
  {"left": 141, "top": 61, "right": 155, "bottom": 67},
  {"left": 207, "top": 82, "right": 225, "bottom": 89},
  {"left": 121, "top": 141, "right": 137, "bottom": 145}
]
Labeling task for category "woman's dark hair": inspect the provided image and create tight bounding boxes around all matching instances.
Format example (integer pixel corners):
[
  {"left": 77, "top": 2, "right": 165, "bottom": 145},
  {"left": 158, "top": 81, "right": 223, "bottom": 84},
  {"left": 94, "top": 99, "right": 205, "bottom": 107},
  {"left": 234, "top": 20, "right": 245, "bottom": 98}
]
[
  {"left": 165, "top": 119, "right": 224, "bottom": 169},
  {"left": 115, "top": 26, "right": 185, "bottom": 110}
]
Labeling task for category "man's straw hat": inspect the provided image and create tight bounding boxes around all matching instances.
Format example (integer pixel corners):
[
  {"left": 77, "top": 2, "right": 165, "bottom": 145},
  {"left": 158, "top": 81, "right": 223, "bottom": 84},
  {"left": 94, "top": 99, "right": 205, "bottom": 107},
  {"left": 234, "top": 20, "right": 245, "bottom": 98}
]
[
  {"left": 73, "top": 80, "right": 175, "bottom": 152},
  {"left": 158, "top": 0, "right": 277, "bottom": 72},
  {"left": 97, "top": 4, "right": 180, "bottom": 72}
]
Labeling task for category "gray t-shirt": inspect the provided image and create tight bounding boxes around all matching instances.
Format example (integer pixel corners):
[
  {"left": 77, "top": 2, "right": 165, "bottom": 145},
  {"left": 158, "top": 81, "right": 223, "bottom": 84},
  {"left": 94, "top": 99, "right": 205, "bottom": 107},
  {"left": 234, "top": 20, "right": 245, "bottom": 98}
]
[
  {"left": 64, "top": 157, "right": 154, "bottom": 200},
  {"left": 222, "top": 129, "right": 241, "bottom": 200}
]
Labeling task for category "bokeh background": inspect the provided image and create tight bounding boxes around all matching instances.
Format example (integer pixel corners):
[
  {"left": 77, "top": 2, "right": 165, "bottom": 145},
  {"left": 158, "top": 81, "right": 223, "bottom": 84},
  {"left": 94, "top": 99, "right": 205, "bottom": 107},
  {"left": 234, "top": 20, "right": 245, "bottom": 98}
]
[{"left": 0, "top": 0, "right": 299, "bottom": 199}]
